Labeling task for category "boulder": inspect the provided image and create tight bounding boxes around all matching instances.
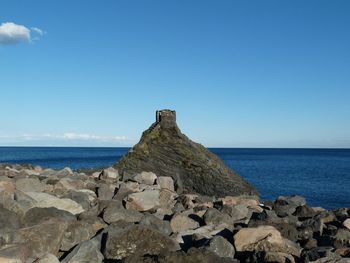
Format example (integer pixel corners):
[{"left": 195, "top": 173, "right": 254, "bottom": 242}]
[
  {"left": 203, "top": 208, "right": 232, "bottom": 228},
  {"left": 115, "top": 110, "right": 258, "bottom": 197},
  {"left": 61, "top": 239, "right": 103, "bottom": 263},
  {"left": 14, "top": 218, "right": 67, "bottom": 259},
  {"left": 174, "top": 224, "right": 229, "bottom": 244},
  {"left": 158, "top": 188, "right": 177, "bottom": 215},
  {"left": 0, "top": 206, "right": 21, "bottom": 230},
  {"left": 343, "top": 218, "right": 350, "bottom": 231},
  {"left": 15, "top": 177, "right": 45, "bottom": 192},
  {"left": 301, "top": 217, "right": 323, "bottom": 235},
  {"left": 221, "top": 204, "right": 252, "bottom": 224},
  {"left": 21, "top": 192, "right": 84, "bottom": 215},
  {"left": 273, "top": 196, "right": 306, "bottom": 217},
  {"left": 170, "top": 213, "right": 200, "bottom": 233},
  {"left": 0, "top": 177, "right": 15, "bottom": 203},
  {"left": 139, "top": 213, "right": 172, "bottom": 235},
  {"left": 334, "top": 208, "right": 349, "bottom": 222},
  {"left": 60, "top": 220, "right": 104, "bottom": 251},
  {"left": 234, "top": 225, "right": 301, "bottom": 256},
  {"left": 125, "top": 189, "right": 160, "bottom": 212},
  {"left": 157, "top": 176, "right": 175, "bottom": 191},
  {"left": 103, "top": 201, "right": 143, "bottom": 224},
  {"left": 0, "top": 244, "right": 29, "bottom": 263},
  {"left": 207, "top": 236, "right": 235, "bottom": 258},
  {"left": 79, "top": 215, "right": 107, "bottom": 232},
  {"left": 64, "top": 189, "right": 97, "bottom": 210},
  {"left": 134, "top": 171, "right": 157, "bottom": 185},
  {"left": 22, "top": 207, "right": 76, "bottom": 227},
  {"left": 293, "top": 205, "right": 318, "bottom": 219},
  {"left": 100, "top": 167, "right": 119, "bottom": 181},
  {"left": 301, "top": 247, "right": 341, "bottom": 262},
  {"left": 54, "top": 167, "right": 73, "bottom": 178},
  {"left": 334, "top": 228, "right": 350, "bottom": 249},
  {"left": 113, "top": 181, "right": 140, "bottom": 200},
  {"left": 220, "top": 196, "right": 259, "bottom": 207},
  {"left": 54, "top": 177, "right": 86, "bottom": 192},
  {"left": 104, "top": 225, "right": 179, "bottom": 260},
  {"left": 97, "top": 183, "right": 116, "bottom": 200}
]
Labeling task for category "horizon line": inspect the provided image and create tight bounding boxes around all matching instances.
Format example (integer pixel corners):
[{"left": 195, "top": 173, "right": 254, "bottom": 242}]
[{"left": 0, "top": 145, "right": 349, "bottom": 150}]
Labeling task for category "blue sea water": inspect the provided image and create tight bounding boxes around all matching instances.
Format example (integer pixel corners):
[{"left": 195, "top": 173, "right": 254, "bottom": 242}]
[{"left": 0, "top": 147, "right": 349, "bottom": 210}]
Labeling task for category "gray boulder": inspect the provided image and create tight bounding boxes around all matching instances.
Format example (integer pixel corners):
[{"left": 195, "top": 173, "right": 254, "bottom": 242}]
[
  {"left": 104, "top": 224, "right": 179, "bottom": 260},
  {"left": 61, "top": 239, "right": 103, "bottom": 263},
  {"left": 207, "top": 236, "right": 235, "bottom": 258},
  {"left": 273, "top": 195, "right": 306, "bottom": 217},
  {"left": 22, "top": 207, "right": 76, "bottom": 227},
  {"left": 60, "top": 220, "right": 104, "bottom": 251},
  {"left": 139, "top": 213, "right": 172, "bottom": 235},
  {"left": 0, "top": 206, "right": 21, "bottom": 230},
  {"left": 15, "top": 177, "right": 45, "bottom": 192},
  {"left": 102, "top": 200, "right": 143, "bottom": 223},
  {"left": 204, "top": 208, "right": 232, "bottom": 227},
  {"left": 13, "top": 218, "right": 67, "bottom": 259},
  {"left": 97, "top": 183, "right": 116, "bottom": 200},
  {"left": 221, "top": 204, "right": 252, "bottom": 224}
]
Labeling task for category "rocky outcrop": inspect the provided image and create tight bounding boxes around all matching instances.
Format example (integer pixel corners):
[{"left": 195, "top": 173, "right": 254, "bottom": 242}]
[{"left": 115, "top": 110, "right": 258, "bottom": 197}]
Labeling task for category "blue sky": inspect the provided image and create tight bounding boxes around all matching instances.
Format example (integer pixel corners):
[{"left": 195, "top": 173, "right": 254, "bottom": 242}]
[{"left": 0, "top": 1, "right": 349, "bottom": 147}]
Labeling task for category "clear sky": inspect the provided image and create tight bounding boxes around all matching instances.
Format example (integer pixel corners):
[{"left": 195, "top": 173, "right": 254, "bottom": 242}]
[{"left": 0, "top": 1, "right": 349, "bottom": 148}]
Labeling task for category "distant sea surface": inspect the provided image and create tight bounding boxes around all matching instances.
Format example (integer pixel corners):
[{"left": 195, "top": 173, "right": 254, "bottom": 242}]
[{"left": 1, "top": 147, "right": 349, "bottom": 210}]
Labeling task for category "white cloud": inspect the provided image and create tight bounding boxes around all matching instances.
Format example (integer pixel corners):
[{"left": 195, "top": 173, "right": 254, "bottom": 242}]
[
  {"left": 31, "top": 27, "right": 44, "bottom": 36},
  {"left": 0, "top": 22, "right": 44, "bottom": 45},
  {"left": 60, "top": 133, "right": 127, "bottom": 142},
  {"left": 0, "top": 133, "right": 128, "bottom": 142}
]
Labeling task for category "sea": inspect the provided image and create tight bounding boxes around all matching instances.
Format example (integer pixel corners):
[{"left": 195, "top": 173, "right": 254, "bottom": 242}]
[{"left": 0, "top": 147, "right": 349, "bottom": 210}]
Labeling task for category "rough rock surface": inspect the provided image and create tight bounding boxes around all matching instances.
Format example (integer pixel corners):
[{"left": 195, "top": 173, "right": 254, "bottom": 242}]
[
  {"left": 115, "top": 109, "right": 258, "bottom": 197},
  {"left": 0, "top": 163, "right": 349, "bottom": 263},
  {"left": 207, "top": 235, "right": 236, "bottom": 258},
  {"left": 20, "top": 191, "right": 84, "bottom": 215},
  {"left": 170, "top": 213, "right": 200, "bottom": 233},
  {"left": 104, "top": 225, "right": 179, "bottom": 260},
  {"left": 125, "top": 189, "right": 160, "bottom": 212},
  {"left": 61, "top": 239, "right": 103, "bottom": 263},
  {"left": 234, "top": 225, "right": 301, "bottom": 256}
]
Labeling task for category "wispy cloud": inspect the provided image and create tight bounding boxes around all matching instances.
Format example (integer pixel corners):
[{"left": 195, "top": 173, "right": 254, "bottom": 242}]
[
  {"left": 0, "top": 22, "right": 44, "bottom": 45},
  {"left": 0, "top": 133, "right": 128, "bottom": 142}
]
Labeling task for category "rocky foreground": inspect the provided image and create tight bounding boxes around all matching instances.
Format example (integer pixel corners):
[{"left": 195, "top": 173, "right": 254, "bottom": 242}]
[
  {"left": 0, "top": 163, "right": 349, "bottom": 263},
  {"left": 1, "top": 110, "right": 350, "bottom": 262}
]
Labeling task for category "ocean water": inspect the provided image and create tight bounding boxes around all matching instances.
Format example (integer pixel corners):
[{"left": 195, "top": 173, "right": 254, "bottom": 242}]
[{"left": 0, "top": 147, "right": 349, "bottom": 209}]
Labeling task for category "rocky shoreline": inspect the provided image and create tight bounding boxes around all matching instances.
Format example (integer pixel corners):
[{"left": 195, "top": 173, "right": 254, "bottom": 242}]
[
  {"left": 1, "top": 110, "right": 349, "bottom": 263},
  {"left": 0, "top": 163, "right": 349, "bottom": 263}
]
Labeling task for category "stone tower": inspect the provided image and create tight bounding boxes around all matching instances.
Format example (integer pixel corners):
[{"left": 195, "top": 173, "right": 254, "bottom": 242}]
[{"left": 156, "top": 109, "right": 177, "bottom": 129}]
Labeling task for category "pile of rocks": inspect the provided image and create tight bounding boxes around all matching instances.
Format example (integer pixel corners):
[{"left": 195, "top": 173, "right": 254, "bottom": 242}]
[{"left": 0, "top": 164, "right": 349, "bottom": 262}]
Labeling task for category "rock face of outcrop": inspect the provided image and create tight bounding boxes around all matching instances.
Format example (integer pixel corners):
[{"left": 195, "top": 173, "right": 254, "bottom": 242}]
[{"left": 115, "top": 110, "right": 258, "bottom": 197}]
